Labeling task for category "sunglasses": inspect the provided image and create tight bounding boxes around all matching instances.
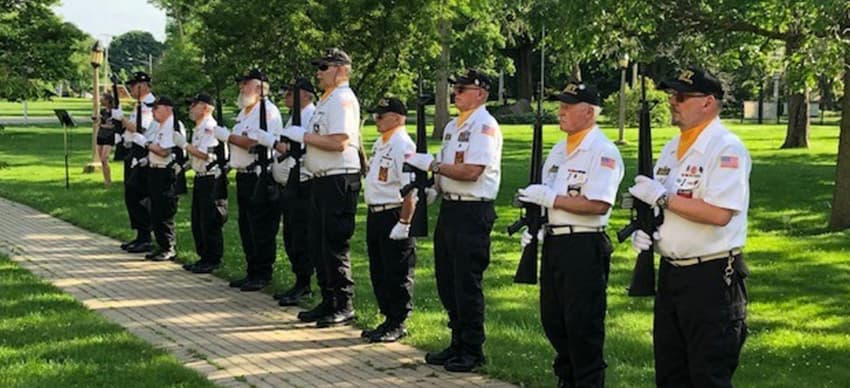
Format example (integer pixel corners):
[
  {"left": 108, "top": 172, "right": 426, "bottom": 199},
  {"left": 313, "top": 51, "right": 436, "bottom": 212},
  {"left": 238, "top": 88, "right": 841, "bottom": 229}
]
[
  {"left": 453, "top": 85, "right": 483, "bottom": 94},
  {"left": 669, "top": 91, "right": 710, "bottom": 103},
  {"left": 372, "top": 113, "right": 387, "bottom": 121}
]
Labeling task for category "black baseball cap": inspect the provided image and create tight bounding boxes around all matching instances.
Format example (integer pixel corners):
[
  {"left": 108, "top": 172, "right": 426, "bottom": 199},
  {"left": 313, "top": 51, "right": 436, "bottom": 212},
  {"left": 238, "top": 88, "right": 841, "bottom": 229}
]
[
  {"left": 146, "top": 95, "right": 175, "bottom": 108},
  {"left": 310, "top": 48, "right": 352, "bottom": 66},
  {"left": 449, "top": 69, "right": 493, "bottom": 91},
  {"left": 367, "top": 97, "right": 407, "bottom": 115},
  {"left": 188, "top": 93, "right": 215, "bottom": 106},
  {"left": 281, "top": 77, "right": 316, "bottom": 95},
  {"left": 126, "top": 71, "right": 151, "bottom": 86},
  {"left": 235, "top": 68, "right": 268, "bottom": 83},
  {"left": 549, "top": 81, "right": 601, "bottom": 106},
  {"left": 659, "top": 67, "right": 724, "bottom": 99}
]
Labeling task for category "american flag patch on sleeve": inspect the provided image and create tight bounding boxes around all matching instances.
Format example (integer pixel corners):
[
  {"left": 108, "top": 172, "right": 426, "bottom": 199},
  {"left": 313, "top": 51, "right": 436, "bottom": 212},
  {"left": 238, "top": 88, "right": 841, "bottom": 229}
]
[
  {"left": 481, "top": 124, "right": 495, "bottom": 136},
  {"left": 600, "top": 156, "right": 616, "bottom": 169},
  {"left": 720, "top": 155, "right": 739, "bottom": 169}
]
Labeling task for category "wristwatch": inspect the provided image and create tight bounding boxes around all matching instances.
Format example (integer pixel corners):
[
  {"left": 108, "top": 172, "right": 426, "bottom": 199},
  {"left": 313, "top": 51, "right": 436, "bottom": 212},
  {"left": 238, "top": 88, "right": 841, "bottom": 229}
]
[
  {"left": 430, "top": 159, "right": 441, "bottom": 174},
  {"left": 656, "top": 193, "right": 670, "bottom": 209}
]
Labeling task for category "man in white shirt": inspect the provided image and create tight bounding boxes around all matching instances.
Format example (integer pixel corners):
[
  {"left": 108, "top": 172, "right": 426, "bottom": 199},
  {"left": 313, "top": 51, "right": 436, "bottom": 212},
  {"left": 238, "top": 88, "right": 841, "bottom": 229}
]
[
  {"left": 406, "top": 69, "right": 503, "bottom": 372},
  {"left": 139, "top": 96, "right": 183, "bottom": 262},
  {"left": 281, "top": 49, "right": 362, "bottom": 328},
  {"left": 516, "top": 82, "right": 624, "bottom": 387},
  {"left": 177, "top": 93, "right": 227, "bottom": 274},
  {"left": 213, "top": 69, "right": 284, "bottom": 292},
  {"left": 361, "top": 97, "right": 417, "bottom": 343},
  {"left": 628, "top": 67, "right": 751, "bottom": 387},
  {"left": 115, "top": 71, "right": 155, "bottom": 254}
]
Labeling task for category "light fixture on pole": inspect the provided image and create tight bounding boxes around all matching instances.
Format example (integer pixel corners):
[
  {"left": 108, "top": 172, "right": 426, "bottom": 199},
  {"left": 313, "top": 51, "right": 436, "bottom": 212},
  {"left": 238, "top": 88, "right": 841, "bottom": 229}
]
[
  {"left": 615, "top": 53, "right": 629, "bottom": 146},
  {"left": 84, "top": 40, "right": 104, "bottom": 173}
]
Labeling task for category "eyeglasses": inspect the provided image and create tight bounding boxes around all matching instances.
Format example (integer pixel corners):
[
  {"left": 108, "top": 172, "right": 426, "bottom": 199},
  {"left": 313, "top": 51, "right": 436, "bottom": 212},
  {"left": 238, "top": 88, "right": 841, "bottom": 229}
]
[
  {"left": 372, "top": 113, "right": 386, "bottom": 121},
  {"left": 669, "top": 91, "right": 710, "bottom": 103},
  {"left": 317, "top": 63, "right": 330, "bottom": 71},
  {"left": 453, "top": 85, "right": 483, "bottom": 94}
]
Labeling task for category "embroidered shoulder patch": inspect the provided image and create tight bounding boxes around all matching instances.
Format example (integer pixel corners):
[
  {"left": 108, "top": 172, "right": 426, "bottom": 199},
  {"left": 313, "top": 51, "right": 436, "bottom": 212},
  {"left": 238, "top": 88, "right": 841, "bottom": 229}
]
[
  {"left": 720, "top": 155, "right": 739, "bottom": 169},
  {"left": 600, "top": 156, "right": 616, "bottom": 169}
]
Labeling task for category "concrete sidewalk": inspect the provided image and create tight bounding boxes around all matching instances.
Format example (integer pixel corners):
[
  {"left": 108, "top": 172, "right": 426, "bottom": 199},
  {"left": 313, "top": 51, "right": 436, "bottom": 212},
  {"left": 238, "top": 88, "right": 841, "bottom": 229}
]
[{"left": 0, "top": 197, "right": 514, "bottom": 388}]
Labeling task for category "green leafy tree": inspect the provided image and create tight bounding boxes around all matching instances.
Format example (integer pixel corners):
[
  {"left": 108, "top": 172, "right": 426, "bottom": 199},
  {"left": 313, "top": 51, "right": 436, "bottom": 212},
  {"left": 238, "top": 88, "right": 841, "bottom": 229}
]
[
  {"left": 0, "top": 0, "right": 86, "bottom": 100},
  {"left": 108, "top": 31, "right": 164, "bottom": 76}
]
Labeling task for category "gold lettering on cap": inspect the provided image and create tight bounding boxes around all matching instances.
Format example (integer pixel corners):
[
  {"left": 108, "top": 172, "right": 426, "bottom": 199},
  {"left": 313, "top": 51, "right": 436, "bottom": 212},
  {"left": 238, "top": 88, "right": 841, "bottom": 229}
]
[
  {"left": 563, "top": 83, "right": 579, "bottom": 95},
  {"left": 678, "top": 70, "right": 695, "bottom": 84}
]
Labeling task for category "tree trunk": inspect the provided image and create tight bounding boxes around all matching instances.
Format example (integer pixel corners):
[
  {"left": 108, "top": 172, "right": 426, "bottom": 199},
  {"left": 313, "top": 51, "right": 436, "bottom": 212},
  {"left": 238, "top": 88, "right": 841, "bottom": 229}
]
[
  {"left": 433, "top": 17, "right": 451, "bottom": 139},
  {"left": 780, "top": 36, "right": 810, "bottom": 149},
  {"left": 515, "top": 39, "right": 533, "bottom": 103},
  {"left": 571, "top": 63, "right": 582, "bottom": 82},
  {"left": 829, "top": 23, "right": 850, "bottom": 231}
]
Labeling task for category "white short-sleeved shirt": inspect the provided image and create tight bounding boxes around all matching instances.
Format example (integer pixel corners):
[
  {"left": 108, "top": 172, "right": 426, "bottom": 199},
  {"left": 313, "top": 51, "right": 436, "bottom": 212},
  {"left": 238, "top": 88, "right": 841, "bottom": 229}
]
[
  {"left": 272, "top": 103, "right": 315, "bottom": 184},
  {"left": 146, "top": 115, "right": 183, "bottom": 166},
  {"left": 653, "top": 117, "right": 751, "bottom": 258},
  {"left": 129, "top": 93, "right": 155, "bottom": 132},
  {"left": 436, "top": 104, "right": 503, "bottom": 200},
  {"left": 364, "top": 128, "right": 416, "bottom": 205},
  {"left": 190, "top": 115, "right": 219, "bottom": 173},
  {"left": 229, "top": 98, "right": 283, "bottom": 169},
  {"left": 541, "top": 127, "right": 624, "bottom": 227},
  {"left": 304, "top": 82, "right": 362, "bottom": 176}
]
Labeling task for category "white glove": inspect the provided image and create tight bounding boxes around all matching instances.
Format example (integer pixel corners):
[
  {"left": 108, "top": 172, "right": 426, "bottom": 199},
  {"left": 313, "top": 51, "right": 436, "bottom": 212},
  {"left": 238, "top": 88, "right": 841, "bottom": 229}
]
[
  {"left": 111, "top": 109, "right": 123, "bottom": 119},
  {"left": 132, "top": 133, "right": 147, "bottom": 147},
  {"left": 114, "top": 133, "right": 122, "bottom": 144},
  {"left": 520, "top": 228, "right": 545, "bottom": 248},
  {"left": 628, "top": 175, "right": 667, "bottom": 208},
  {"left": 389, "top": 222, "right": 411, "bottom": 240},
  {"left": 173, "top": 131, "right": 188, "bottom": 149},
  {"left": 631, "top": 230, "right": 662, "bottom": 252},
  {"left": 425, "top": 187, "right": 438, "bottom": 205},
  {"left": 517, "top": 184, "right": 558, "bottom": 208},
  {"left": 253, "top": 130, "right": 277, "bottom": 148},
  {"left": 281, "top": 125, "right": 306, "bottom": 143},
  {"left": 405, "top": 153, "right": 434, "bottom": 171},
  {"left": 213, "top": 126, "right": 231, "bottom": 142},
  {"left": 271, "top": 157, "right": 294, "bottom": 185},
  {"left": 122, "top": 133, "right": 133, "bottom": 147}
]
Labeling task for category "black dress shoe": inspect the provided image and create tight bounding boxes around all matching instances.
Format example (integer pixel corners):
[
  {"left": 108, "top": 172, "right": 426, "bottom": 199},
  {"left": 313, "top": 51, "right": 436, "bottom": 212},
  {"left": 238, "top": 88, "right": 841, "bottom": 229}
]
[
  {"left": 240, "top": 278, "right": 270, "bottom": 292},
  {"left": 298, "top": 300, "right": 333, "bottom": 323},
  {"left": 229, "top": 277, "right": 249, "bottom": 288},
  {"left": 126, "top": 241, "right": 153, "bottom": 253},
  {"left": 120, "top": 239, "right": 137, "bottom": 250},
  {"left": 191, "top": 262, "right": 220, "bottom": 274},
  {"left": 148, "top": 250, "right": 176, "bottom": 262},
  {"left": 144, "top": 249, "right": 162, "bottom": 260},
  {"left": 444, "top": 353, "right": 486, "bottom": 372},
  {"left": 316, "top": 309, "right": 356, "bottom": 328},
  {"left": 369, "top": 324, "right": 407, "bottom": 343},
  {"left": 182, "top": 262, "right": 195, "bottom": 271},
  {"left": 425, "top": 346, "right": 459, "bottom": 366},
  {"left": 277, "top": 286, "right": 312, "bottom": 306}
]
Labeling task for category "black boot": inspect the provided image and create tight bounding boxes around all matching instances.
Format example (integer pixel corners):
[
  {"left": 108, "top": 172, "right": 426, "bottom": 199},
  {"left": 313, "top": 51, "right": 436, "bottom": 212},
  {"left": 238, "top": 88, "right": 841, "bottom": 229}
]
[
  {"left": 444, "top": 344, "right": 486, "bottom": 373},
  {"left": 276, "top": 282, "right": 312, "bottom": 306},
  {"left": 369, "top": 321, "right": 407, "bottom": 343},
  {"left": 229, "top": 276, "right": 249, "bottom": 288}
]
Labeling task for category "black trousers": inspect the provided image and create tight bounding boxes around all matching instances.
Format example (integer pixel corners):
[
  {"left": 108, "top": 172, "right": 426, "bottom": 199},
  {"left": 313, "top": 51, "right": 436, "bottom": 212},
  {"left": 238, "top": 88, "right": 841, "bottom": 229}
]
[
  {"left": 433, "top": 200, "right": 496, "bottom": 355},
  {"left": 307, "top": 174, "right": 360, "bottom": 308},
  {"left": 281, "top": 183, "right": 312, "bottom": 282},
  {"left": 366, "top": 207, "right": 416, "bottom": 324},
  {"left": 654, "top": 254, "right": 749, "bottom": 388},
  {"left": 540, "top": 232, "right": 612, "bottom": 387},
  {"left": 124, "top": 159, "right": 151, "bottom": 240},
  {"left": 147, "top": 167, "right": 177, "bottom": 251},
  {"left": 191, "top": 175, "right": 227, "bottom": 264},
  {"left": 236, "top": 172, "right": 281, "bottom": 281}
]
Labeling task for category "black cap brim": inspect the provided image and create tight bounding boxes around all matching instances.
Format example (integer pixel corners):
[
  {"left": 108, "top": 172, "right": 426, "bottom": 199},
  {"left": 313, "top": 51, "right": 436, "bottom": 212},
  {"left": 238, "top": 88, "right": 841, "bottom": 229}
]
[
  {"left": 549, "top": 94, "right": 581, "bottom": 104},
  {"left": 658, "top": 79, "right": 701, "bottom": 93}
]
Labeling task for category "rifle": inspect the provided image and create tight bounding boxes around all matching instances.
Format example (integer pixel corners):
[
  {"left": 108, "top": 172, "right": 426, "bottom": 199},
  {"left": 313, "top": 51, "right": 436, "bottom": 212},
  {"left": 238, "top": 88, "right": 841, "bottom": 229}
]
[
  {"left": 207, "top": 84, "right": 229, "bottom": 178},
  {"left": 400, "top": 73, "right": 434, "bottom": 237},
  {"left": 275, "top": 81, "right": 304, "bottom": 185},
  {"left": 111, "top": 73, "right": 129, "bottom": 161},
  {"left": 507, "top": 27, "right": 546, "bottom": 285},
  {"left": 249, "top": 72, "right": 279, "bottom": 203},
  {"left": 616, "top": 67, "right": 663, "bottom": 297},
  {"left": 171, "top": 107, "right": 189, "bottom": 195}
]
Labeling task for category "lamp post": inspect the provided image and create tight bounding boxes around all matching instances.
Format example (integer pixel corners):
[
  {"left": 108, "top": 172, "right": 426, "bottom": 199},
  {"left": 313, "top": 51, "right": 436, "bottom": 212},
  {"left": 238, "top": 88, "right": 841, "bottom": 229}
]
[
  {"left": 615, "top": 53, "right": 629, "bottom": 145},
  {"left": 84, "top": 40, "right": 104, "bottom": 173}
]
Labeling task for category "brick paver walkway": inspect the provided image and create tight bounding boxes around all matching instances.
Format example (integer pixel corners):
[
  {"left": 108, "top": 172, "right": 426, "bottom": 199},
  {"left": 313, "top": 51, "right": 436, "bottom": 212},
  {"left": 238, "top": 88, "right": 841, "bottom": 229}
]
[{"left": 0, "top": 197, "right": 514, "bottom": 388}]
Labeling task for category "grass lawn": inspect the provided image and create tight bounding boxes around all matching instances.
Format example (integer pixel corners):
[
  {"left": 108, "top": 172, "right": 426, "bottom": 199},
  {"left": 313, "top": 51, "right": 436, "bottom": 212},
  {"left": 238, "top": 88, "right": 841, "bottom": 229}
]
[
  {"left": 0, "top": 255, "right": 215, "bottom": 388},
  {"left": 1, "top": 118, "right": 849, "bottom": 387}
]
